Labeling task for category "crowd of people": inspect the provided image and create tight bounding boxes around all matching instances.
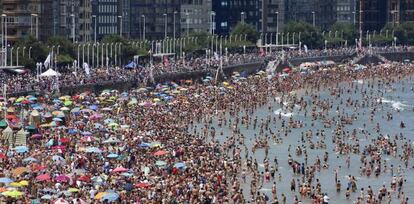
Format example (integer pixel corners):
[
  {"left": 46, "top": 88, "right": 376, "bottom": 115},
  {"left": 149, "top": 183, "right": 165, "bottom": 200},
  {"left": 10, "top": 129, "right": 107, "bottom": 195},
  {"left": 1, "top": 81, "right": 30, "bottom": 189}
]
[
  {"left": 2, "top": 46, "right": 408, "bottom": 95},
  {"left": 0, "top": 47, "right": 412, "bottom": 203}
]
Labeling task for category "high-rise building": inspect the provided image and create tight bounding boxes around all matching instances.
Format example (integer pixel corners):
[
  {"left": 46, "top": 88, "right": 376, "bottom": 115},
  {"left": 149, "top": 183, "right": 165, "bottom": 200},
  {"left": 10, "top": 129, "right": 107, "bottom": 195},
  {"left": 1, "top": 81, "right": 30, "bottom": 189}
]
[
  {"left": 91, "top": 0, "right": 121, "bottom": 41},
  {"left": 78, "top": 0, "right": 92, "bottom": 42},
  {"left": 357, "top": 0, "right": 387, "bottom": 31},
  {"left": 129, "top": 0, "right": 181, "bottom": 40},
  {"left": 213, "top": 0, "right": 262, "bottom": 35},
  {"left": 285, "top": 0, "right": 336, "bottom": 30},
  {"left": 336, "top": 0, "right": 357, "bottom": 24},
  {"left": 120, "top": 0, "right": 130, "bottom": 38},
  {"left": 387, "top": 0, "right": 414, "bottom": 25},
  {"left": 180, "top": 0, "right": 212, "bottom": 34},
  {"left": 1, "top": 0, "right": 45, "bottom": 42},
  {"left": 262, "top": 0, "right": 285, "bottom": 33}
]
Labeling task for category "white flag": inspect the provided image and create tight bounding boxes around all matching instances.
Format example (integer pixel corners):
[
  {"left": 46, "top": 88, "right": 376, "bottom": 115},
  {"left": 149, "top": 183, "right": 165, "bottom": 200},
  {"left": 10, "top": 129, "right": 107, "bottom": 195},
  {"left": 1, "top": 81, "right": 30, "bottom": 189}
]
[
  {"left": 83, "top": 62, "right": 90, "bottom": 76},
  {"left": 214, "top": 52, "right": 219, "bottom": 60},
  {"left": 44, "top": 53, "right": 51, "bottom": 68}
]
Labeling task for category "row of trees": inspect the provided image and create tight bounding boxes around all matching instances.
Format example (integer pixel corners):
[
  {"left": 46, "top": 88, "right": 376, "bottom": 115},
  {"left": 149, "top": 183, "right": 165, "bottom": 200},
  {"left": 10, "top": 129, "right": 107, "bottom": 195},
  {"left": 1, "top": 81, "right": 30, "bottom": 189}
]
[
  {"left": 9, "top": 21, "right": 414, "bottom": 69},
  {"left": 231, "top": 21, "right": 414, "bottom": 49}
]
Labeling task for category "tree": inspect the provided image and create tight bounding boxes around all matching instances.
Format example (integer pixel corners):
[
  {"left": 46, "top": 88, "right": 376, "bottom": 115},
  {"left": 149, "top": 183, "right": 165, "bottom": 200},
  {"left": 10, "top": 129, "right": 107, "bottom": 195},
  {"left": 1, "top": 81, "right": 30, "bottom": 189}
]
[
  {"left": 283, "top": 21, "right": 323, "bottom": 49},
  {"left": 46, "top": 36, "right": 75, "bottom": 58},
  {"left": 329, "top": 22, "right": 357, "bottom": 45},
  {"left": 382, "top": 23, "right": 406, "bottom": 44},
  {"left": 231, "top": 22, "right": 259, "bottom": 43},
  {"left": 14, "top": 35, "right": 48, "bottom": 68}
]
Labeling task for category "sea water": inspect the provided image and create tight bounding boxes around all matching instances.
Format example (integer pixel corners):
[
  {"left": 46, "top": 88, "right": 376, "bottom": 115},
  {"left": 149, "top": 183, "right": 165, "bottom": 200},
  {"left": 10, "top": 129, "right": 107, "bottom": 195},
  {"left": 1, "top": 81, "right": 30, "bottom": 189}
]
[{"left": 195, "top": 77, "right": 414, "bottom": 203}]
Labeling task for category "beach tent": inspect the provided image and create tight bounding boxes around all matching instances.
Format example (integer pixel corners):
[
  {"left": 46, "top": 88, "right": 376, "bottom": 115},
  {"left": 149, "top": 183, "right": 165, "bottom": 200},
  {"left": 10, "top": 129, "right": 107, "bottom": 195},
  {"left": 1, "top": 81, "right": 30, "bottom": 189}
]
[
  {"left": 2, "top": 126, "right": 13, "bottom": 146},
  {"left": 15, "top": 129, "right": 27, "bottom": 147},
  {"left": 40, "top": 69, "right": 61, "bottom": 77}
]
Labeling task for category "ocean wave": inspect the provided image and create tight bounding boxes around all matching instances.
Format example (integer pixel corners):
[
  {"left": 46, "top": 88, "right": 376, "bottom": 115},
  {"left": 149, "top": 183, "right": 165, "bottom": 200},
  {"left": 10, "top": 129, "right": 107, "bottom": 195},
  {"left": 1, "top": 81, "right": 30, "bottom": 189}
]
[
  {"left": 274, "top": 109, "right": 295, "bottom": 117},
  {"left": 377, "top": 98, "right": 409, "bottom": 110}
]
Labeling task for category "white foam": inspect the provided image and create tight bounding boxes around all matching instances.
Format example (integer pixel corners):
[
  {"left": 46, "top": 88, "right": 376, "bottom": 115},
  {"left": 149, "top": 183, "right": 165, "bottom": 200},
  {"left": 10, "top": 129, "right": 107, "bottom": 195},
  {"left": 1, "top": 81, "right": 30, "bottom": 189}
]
[
  {"left": 377, "top": 98, "right": 409, "bottom": 111},
  {"left": 275, "top": 97, "right": 282, "bottom": 103},
  {"left": 274, "top": 109, "right": 294, "bottom": 117},
  {"left": 353, "top": 80, "right": 364, "bottom": 84},
  {"left": 259, "top": 188, "right": 272, "bottom": 191}
]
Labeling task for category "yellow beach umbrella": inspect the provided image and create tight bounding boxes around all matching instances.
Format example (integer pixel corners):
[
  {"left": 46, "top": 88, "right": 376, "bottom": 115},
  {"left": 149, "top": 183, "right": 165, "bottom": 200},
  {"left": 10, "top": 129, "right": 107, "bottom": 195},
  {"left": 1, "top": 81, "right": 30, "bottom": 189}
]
[{"left": 94, "top": 192, "right": 107, "bottom": 200}]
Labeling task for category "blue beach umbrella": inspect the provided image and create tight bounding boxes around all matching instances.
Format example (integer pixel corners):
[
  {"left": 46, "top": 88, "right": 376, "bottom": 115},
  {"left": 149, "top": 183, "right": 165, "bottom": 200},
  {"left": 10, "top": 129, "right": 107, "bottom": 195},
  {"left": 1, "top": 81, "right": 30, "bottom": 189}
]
[{"left": 14, "top": 146, "right": 29, "bottom": 153}]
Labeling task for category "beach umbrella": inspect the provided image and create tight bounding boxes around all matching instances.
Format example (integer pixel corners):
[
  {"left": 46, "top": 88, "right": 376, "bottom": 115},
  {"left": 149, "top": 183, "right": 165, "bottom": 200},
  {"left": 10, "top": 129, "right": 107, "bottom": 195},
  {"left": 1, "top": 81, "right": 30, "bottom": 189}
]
[
  {"left": 31, "top": 164, "right": 47, "bottom": 172},
  {"left": 107, "top": 153, "right": 119, "bottom": 158},
  {"left": 112, "top": 167, "right": 128, "bottom": 173},
  {"left": 78, "top": 175, "right": 91, "bottom": 182},
  {"left": 60, "top": 107, "right": 70, "bottom": 111},
  {"left": 23, "top": 157, "right": 37, "bottom": 163},
  {"left": 0, "top": 153, "right": 6, "bottom": 159},
  {"left": 81, "top": 131, "right": 92, "bottom": 136},
  {"left": 53, "top": 198, "right": 69, "bottom": 204},
  {"left": 139, "top": 143, "right": 151, "bottom": 148},
  {"left": 70, "top": 107, "right": 80, "bottom": 113},
  {"left": 52, "top": 118, "right": 63, "bottom": 122},
  {"left": 80, "top": 136, "right": 95, "bottom": 143},
  {"left": 102, "top": 192, "right": 119, "bottom": 202},
  {"left": 0, "top": 120, "right": 7, "bottom": 128},
  {"left": 9, "top": 182, "right": 24, "bottom": 187},
  {"left": 67, "top": 188, "right": 79, "bottom": 193},
  {"left": 120, "top": 172, "right": 133, "bottom": 177},
  {"left": 68, "top": 129, "right": 77, "bottom": 134},
  {"left": 107, "top": 122, "right": 119, "bottom": 128},
  {"left": 63, "top": 101, "right": 73, "bottom": 106},
  {"left": 0, "top": 177, "right": 13, "bottom": 183},
  {"left": 155, "top": 160, "right": 167, "bottom": 166},
  {"left": 153, "top": 150, "right": 168, "bottom": 156},
  {"left": 41, "top": 188, "right": 57, "bottom": 194},
  {"left": 30, "top": 134, "right": 42, "bottom": 139},
  {"left": 135, "top": 183, "right": 151, "bottom": 188},
  {"left": 55, "top": 175, "right": 70, "bottom": 183},
  {"left": 150, "top": 142, "right": 162, "bottom": 148},
  {"left": 2, "top": 190, "right": 24, "bottom": 197},
  {"left": 18, "top": 180, "right": 29, "bottom": 186},
  {"left": 36, "top": 174, "right": 51, "bottom": 181},
  {"left": 103, "top": 118, "right": 114, "bottom": 124},
  {"left": 94, "top": 192, "right": 108, "bottom": 200},
  {"left": 52, "top": 155, "right": 65, "bottom": 162},
  {"left": 12, "top": 167, "right": 29, "bottom": 176},
  {"left": 173, "top": 162, "right": 186, "bottom": 169},
  {"left": 14, "top": 146, "right": 29, "bottom": 153},
  {"left": 41, "top": 195, "right": 53, "bottom": 200},
  {"left": 102, "top": 137, "right": 121, "bottom": 144},
  {"left": 90, "top": 114, "right": 102, "bottom": 120},
  {"left": 59, "top": 138, "right": 70, "bottom": 143},
  {"left": 85, "top": 147, "right": 102, "bottom": 153}
]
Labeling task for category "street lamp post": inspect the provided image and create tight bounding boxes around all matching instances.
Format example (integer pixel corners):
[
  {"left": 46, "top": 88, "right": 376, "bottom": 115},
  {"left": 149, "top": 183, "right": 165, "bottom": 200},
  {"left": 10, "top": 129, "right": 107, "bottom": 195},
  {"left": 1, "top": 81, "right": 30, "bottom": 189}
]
[
  {"left": 22, "top": 47, "right": 26, "bottom": 58},
  {"left": 16, "top": 47, "right": 19, "bottom": 66},
  {"left": 276, "top": 12, "right": 279, "bottom": 46},
  {"left": 163, "top": 14, "right": 167, "bottom": 39},
  {"left": 312, "top": 11, "right": 315, "bottom": 27},
  {"left": 28, "top": 47, "right": 32, "bottom": 59},
  {"left": 31, "top": 14, "right": 39, "bottom": 40},
  {"left": 173, "top": 11, "right": 177, "bottom": 52},
  {"left": 142, "top": 15, "right": 146, "bottom": 41},
  {"left": 71, "top": 14, "right": 75, "bottom": 43},
  {"left": 241, "top": 12, "right": 245, "bottom": 24},
  {"left": 92, "top": 15, "right": 97, "bottom": 44},
  {"left": 2, "top": 14, "right": 8, "bottom": 66},
  {"left": 118, "top": 16, "right": 123, "bottom": 37},
  {"left": 87, "top": 43, "right": 90, "bottom": 66},
  {"left": 186, "top": 12, "right": 190, "bottom": 36},
  {"left": 211, "top": 12, "right": 215, "bottom": 35},
  {"left": 10, "top": 47, "right": 13, "bottom": 66}
]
